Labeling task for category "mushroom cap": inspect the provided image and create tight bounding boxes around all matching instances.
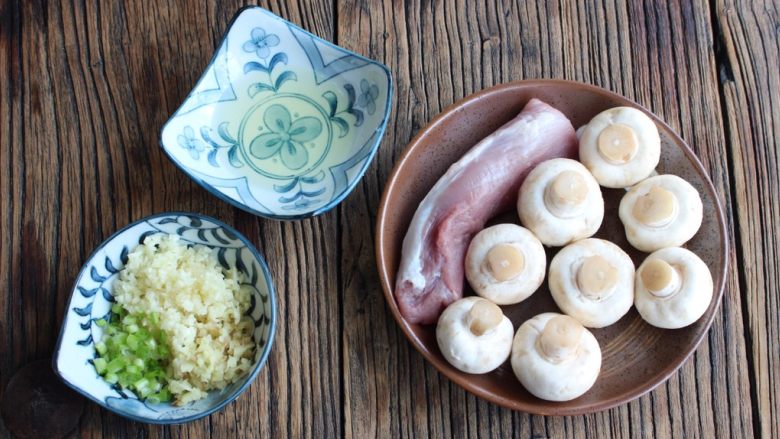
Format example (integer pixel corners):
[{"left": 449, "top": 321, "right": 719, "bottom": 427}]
[
  {"left": 517, "top": 158, "right": 604, "bottom": 247},
  {"left": 579, "top": 106, "right": 661, "bottom": 188},
  {"left": 619, "top": 174, "right": 703, "bottom": 252},
  {"left": 511, "top": 313, "right": 601, "bottom": 401},
  {"left": 436, "top": 297, "right": 514, "bottom": 374},
  {"left": 548, "top": 238, "right": 635, "bottom": 328},
  {"left": 465, "top": 224, "right": 547, "bottom": 305},
  {"left": 635, "top": 247, "right": 713, "bottom": 329}
]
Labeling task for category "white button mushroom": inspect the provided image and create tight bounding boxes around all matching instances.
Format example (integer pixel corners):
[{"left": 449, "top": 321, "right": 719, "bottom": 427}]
[
  {"left": 579, "top": 106, "right": 661, "bottom": 188},
  {"left": 548, "top": 238, "right": 635, "bottom": 328},
  {"left": 465, "top": 224, "right": 546, "bottom": 305},
  {"left": 511, "top": 313, "right": 601, "bottom": 401},
  {"left": 619, "top": 174, "right": 703, "bottom": 252},
  {"left": 517, "top": 158, "right": 604, "bottom": 247},
  {"left": 634, "top": 247, "right": 713, "bottom": 329},
  {"left": 436, "top": 297, "right": 514, "bottom": 374}
]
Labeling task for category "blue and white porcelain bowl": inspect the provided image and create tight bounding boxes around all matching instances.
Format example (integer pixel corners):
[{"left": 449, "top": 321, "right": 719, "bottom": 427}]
[
  {"left": 53, "top": 212, "right": 276, "bottom": 424},
  {"left": 160, "top": 6, "right": 393, "bottom": 219}
]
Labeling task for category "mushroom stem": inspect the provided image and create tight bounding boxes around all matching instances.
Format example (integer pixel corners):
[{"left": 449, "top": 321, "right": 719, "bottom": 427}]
[
  {"left": 544, "top": 171, "right": 588, "bottom": 218},
  {"left": 467, "top": 299, "right": 503, "bottom": 336},
  {"left": 597, "top": 123, "right": 639, "bottom": 164},
  {"left": 632, "top": 186, "right": 678, "bottom": 227},
  {"left": 641, "top": 258, "right": 681, "bottom": 298},
  {"left": 538, "top": 315, "right": 584, "bottom": 364},
  {"left": 485, "top": 244, "right": 525, "bottom": 282},
  {"left": 576, "top": 255, "right": 619, "bottom": 300}
]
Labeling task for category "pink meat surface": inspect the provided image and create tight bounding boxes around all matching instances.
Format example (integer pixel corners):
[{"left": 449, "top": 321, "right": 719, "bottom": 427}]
[{"left": 394, "top": 98, "right": 578, "bottom": 324}]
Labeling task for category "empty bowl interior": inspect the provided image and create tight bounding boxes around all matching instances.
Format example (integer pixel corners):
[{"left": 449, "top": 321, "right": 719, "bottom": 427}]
[{"left": 160, "top": 7, "right": 392, "bottom": 218}]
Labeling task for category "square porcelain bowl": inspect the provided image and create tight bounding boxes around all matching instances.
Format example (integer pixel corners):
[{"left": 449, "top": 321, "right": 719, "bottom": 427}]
[
  {"left": 53, "top": 212, "right": 276, "bottom": 424},
  {"left": 160, "top": 6, "right": 393, "bottom": 219}
]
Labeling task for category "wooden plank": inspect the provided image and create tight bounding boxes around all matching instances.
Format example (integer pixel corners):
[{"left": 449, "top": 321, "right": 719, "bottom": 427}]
[
  {"left": 336, "top": 0, "right": 753, "bottom": 437},
  {"left": 0, "top": 1, "right": 339, "bottom": 438},
  {"left": 0, "top": 0, "right": 771, "bottom": 437},
  {"left": 716, "top": 0, "right": 780, "bottom": 437},
  {"left": 0, "top": 11, "right": 22, "bottom": 439}
]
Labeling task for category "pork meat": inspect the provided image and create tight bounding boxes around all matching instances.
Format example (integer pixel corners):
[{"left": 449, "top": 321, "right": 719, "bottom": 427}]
[{"left": 394, "top": 98, "right": 578, "bottom": 324}]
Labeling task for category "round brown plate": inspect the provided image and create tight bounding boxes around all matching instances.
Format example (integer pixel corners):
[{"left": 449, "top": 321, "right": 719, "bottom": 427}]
[{"left": 375, "top": 80, "right": 728, "bottom": 415}]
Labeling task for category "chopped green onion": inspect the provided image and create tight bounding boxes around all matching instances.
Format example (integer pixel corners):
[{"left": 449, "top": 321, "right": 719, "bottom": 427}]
[
  {"left": 106, "top": 358, "right": 124, "bottom": 374},
  {"left": 93, "top": 358, "right": 107, "bottom": 374},
  {"left": 95, "top": 341, "right": 107, "bottom": 355},
  {"left": 147, "top": 388, "right": 171, "bottom": 404},
  {"left": 92, "top": 306, "right": 171, "bottom": 403}
]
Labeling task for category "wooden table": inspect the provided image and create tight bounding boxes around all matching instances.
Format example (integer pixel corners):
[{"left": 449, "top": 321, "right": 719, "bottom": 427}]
[{"left": 0, "top": 0, "right": 776, "bottom": 437}]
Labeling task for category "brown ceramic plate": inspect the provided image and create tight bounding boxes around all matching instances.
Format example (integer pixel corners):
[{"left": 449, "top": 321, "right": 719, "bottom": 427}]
[{"left": 375, "top": 80, "right": 728, "bottom": 415}]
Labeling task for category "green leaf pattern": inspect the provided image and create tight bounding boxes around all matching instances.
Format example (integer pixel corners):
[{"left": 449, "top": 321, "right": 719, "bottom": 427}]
[
  {"left": 248, "top": 105, "right": 322, "bottom": 170},
  {"left": 180, "top": 28, "right": 381, "bottom": 211},
  {"left": 182, "top": 123, "right": 243, "bottom": 168}
]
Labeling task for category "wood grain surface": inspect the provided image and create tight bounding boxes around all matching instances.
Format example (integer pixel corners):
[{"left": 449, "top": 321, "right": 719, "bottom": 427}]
[{"left": 0, "top": 0, "right": 775, "bottom": 437}]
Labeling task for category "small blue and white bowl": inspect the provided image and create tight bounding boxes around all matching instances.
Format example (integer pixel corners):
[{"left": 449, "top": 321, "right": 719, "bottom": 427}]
[
  {"left": 53, "top": 212, "right": 276, "bottom": 424},
  {"left": 160, "top": 6, "right": 393, "bottom": 219}
]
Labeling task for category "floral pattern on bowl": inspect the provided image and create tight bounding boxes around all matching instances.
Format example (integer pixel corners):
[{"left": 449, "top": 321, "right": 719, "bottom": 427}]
[
  {"left": 53, "top": 212, "right": 276, "bottom": 424},
  {"left": 160, "top": 6, "right": 393, "bottom": 219}
]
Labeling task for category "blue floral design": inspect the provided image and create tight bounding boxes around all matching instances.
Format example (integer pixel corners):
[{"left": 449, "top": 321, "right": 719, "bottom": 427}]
[
  {"left": 249, "top": 105, "right": 322, "bottom": 170},
  {"left": 161, "top": 7, "right": 393, "bottom": 219},
  {"left": 357, "top": 79, "right": 379, "bottom": 115},
  {"left": 58, "top": 212, "right": 275, "bottom": 423},
  {"left": 242, "top": 28, "right": 280, "bottom": 59},
  {"left": 178, "top": 126, "right": 205, "bottom": 159}
]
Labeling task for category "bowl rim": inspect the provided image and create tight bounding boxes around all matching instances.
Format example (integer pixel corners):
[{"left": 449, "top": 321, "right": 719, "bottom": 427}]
[
  {"left": 52, "top": 211, "right": 278, "bottom": 424},
  {"left": 375, "top": 79, "right": 729, "bottom": 415},
  {"left": 158, "top": 5, "right": 394, "bottom": 221}
]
